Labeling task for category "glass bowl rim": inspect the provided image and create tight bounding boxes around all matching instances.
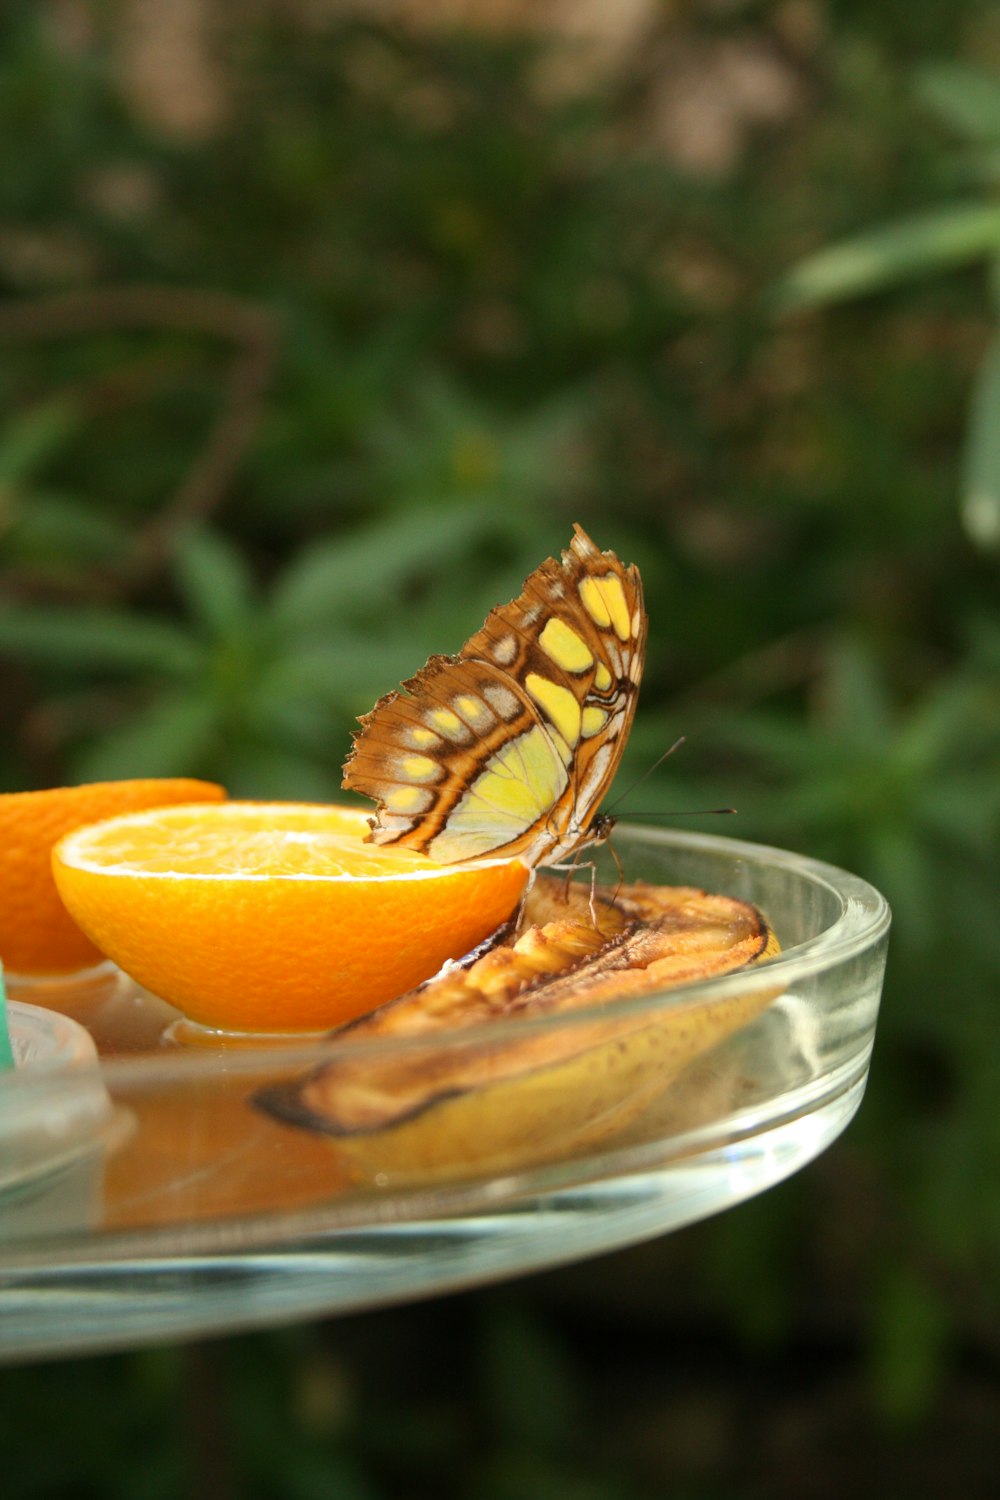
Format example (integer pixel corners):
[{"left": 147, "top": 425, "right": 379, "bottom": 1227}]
[{"left": 5, "top": 825, "right": 890, "bottom": 1090}]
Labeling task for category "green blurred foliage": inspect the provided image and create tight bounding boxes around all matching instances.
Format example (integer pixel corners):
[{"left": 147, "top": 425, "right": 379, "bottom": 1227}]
[
  {"left": 2, "top": 1, "right": 1000, "bottom": 1495},
  {"left": 780, "top": 53, "right": 1000, "bottom": 548}
]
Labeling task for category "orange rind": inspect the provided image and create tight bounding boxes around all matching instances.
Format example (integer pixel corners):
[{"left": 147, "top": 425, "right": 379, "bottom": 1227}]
[
  {"left": 52, "top": 801, "right": 530, "bottom": 1031},
  {"left": 0, "top": 778, "right": 226, "bottom": 976}
]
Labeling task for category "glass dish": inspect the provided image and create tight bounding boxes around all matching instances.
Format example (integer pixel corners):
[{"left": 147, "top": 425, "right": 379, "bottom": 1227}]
[
  {"left": 0, "top": 826, "right": 889, "bottom": 1361},
  {"left": 1, "top": 1002, "right": 116, "bottom": 1200}
]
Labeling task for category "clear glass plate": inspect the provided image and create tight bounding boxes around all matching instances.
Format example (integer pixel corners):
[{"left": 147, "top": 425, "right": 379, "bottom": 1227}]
[{"left": 0, "top": 826, "right": 889, "bottom": 1361}]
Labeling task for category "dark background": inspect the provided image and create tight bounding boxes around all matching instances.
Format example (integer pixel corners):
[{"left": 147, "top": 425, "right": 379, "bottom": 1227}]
[{"left": 2, "top": 2, "right": 1000, "bottom": 1495}]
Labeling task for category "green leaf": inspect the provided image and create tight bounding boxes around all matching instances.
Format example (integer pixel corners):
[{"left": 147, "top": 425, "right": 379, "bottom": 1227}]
[
  {"left": 242, "top": 680, "right": 348, "bottom": 768},
  {"left": 708, "top": 711, "right": 831, "bottom": 773},
  {"left": 776, "top": 202, "right": 1000, "bottom": 311},
  {"left": 919, "top": 773, "right": 1000, "bottom": 850},
  {"left": 171, "top": 528, "right": 257, "bottom": 637},
  {"left": 3, "top": 493, "right": 129, "bottom": 567},
  {"left": 72, "top": 690, "right": 220, "bottom": 781},
  {"left": 869, "top": 1267, "right": 951, "bottom": 1424},
  {"left": 866, "top": 823, "right": 934, "bottom": 940},
  {"left": 960, "top": 333, "right": 1000, "bottom": 550},
  {"left": 967, "top": 611, "right": 1000, "bottom": 672},
  {"left": 0, "top": 605, "right": 201, "bottom": 675},
  {"left": 267, "top": 503, "right": 502, "bottom": 634},
  {"left": 258, "top": 637, "right": 432, "bottom": 707},
  {"left": 0, "top": 397, "right": 79, "bottom": 487},
  {"left": 215, "top": 743, "right": 339, "bottom": 801},
  {"left": 897, "top": 674, "right": 995, "bottom": 770},
  {"left": 916, "top": 63, "right": 1000, "bottom": 144},
  {"left": 817, "top": 638, "right": 893, "bottom": 749},
  {"left": 479, "top": 1301, "right": 579, "bottom": 1452}
]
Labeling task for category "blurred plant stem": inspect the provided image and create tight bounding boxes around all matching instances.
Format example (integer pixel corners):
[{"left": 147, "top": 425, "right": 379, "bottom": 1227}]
[
  {"left": 0, "top": 286, "right": 278, "bottom": 599},
  {"left": 183, "top": 1343, "right": 238, "bottom": 1500}
]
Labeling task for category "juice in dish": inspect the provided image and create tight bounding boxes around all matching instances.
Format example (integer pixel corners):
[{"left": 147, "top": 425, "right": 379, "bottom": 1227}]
[
  {"left": 0, "top": 814, "right": 890, "bottom": 1370},
  {"left": 77, "top": 865, "right": 783, "bottom": 1229}
]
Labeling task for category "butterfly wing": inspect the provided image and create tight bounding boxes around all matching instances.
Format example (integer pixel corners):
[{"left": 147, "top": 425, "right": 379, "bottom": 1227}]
[{"left": 342, "top": 525, "right": 646, "bottom": 866}]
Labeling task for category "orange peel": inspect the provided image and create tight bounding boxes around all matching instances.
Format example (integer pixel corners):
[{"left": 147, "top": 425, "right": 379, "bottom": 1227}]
[
  {"left": 0, "top": 778, "right": 226, "bottom": 976},
  {"left": 52, "top": 801, "right": 530, "bottom": 1031}
]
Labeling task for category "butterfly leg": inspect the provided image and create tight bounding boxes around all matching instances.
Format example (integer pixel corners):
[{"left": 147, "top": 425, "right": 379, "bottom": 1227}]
[
  {"left": 605, "top": 835, "right": 625, "bottom": 904},
  {"left": 550, "top": 856, "right": 603, "bottom": 928},
  {"left": 576, "top": 839, "right": 625, "bottom": 925},
  {"left": 582, "top": 842, "right": 626, "bottom": 926},
  {"left": 585, "top": 859, "right": 600, "bottom": 927},
  {"left": 551, "top": 853, "right": 585, "bottom": 903}
]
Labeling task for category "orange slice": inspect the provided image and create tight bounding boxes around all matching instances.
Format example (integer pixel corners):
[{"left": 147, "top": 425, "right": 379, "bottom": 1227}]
[
  {"left": 0, "top": 778, "right": 227, "bottom": 976},
  {"left": 52, "top": 802, "right": 530, "bottom": 1032}
]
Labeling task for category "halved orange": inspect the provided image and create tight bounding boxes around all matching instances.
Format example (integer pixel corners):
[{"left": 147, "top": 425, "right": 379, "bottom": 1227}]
[
  {"left": 0, "top": 778, "right": 227, "bottom": 976},
  {"left": 52, "top": 802, "right": 531, "bottom": 1032}
]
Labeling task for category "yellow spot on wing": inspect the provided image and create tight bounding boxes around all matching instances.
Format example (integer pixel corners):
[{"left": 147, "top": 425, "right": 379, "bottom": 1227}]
[
  {"left": 399, "top": 754, "right": 441, "bottom": 781},
  {"left": 579, "top": 574, "right": 631, "bottom": 641},
  {"left": 525, "top": 671, "right": 581, "bottom": 746},
  {"left": 593, "top": 662, "right": 612, "bottom": 691},
  {"left": 578, "top": 575, "right": 610, "bottom": 628},
  {"left": 428, "top": 707, "right": 466, "bottom": 738},
  {"left": 408, "top": 726, "right": 440, "bottom": 748},
  {"left": 538, "top": 616, "right": 594, "bottom": 673},
  {"left": 384, "top": 785, "right": 433, "bottom": 813},
  {"left": 455, "top": 694, "right": 491, "bottom": 726},
  {"left": 581, "top": 706, "right": 608, "bottom": 738}
]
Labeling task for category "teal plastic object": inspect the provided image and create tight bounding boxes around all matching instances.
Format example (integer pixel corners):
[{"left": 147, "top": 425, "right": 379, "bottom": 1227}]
[{"left": 0, "top": 964, "right": 13, "bottom": 1072}]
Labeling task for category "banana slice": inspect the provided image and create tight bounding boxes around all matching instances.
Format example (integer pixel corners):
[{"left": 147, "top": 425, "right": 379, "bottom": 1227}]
[{"left": 258, "top": 876, "right": 781, "bottom": 1183}]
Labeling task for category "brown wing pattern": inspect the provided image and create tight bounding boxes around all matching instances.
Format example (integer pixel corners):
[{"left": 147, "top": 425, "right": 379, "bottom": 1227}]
[{"left": 341, "top": 524, "right": 646, "bottom": 867}]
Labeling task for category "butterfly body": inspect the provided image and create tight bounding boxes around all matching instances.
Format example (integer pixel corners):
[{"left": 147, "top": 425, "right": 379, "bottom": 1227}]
[{"left": 342, "top": 525, "right": 646, "bottom": 868}]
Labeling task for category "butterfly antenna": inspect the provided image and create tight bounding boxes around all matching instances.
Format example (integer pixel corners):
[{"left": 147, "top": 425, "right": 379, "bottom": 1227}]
[
  {"left": 605, "top": 835, "right": 625, "bottom": 908},
  {"left": 604, "top": 736, "right": 687, "bottom": 815},
  {"left": 607, "top": 737, "right": 738, "bottom": 820},
  {"left": 642, "top": 806, "right": 738, "bottom": 818}
]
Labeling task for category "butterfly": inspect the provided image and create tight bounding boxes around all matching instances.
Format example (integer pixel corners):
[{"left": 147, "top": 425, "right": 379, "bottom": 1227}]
[{"left": 341, "top": 524, "right": 646, "bottom": 868}]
